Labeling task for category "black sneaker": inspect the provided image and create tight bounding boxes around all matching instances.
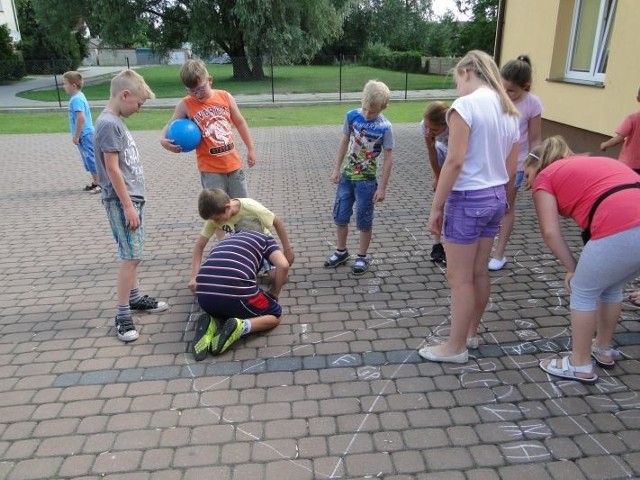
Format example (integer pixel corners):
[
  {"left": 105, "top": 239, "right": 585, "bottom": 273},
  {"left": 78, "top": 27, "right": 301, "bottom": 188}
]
[
  {"left": 324, "top": 250, "right": 350, "bottom": 268},
  {"left": 130, "top": 295, "right": 169, "bottom": 313},
  {"left": 83, "top": 183, "right": 100, "bottom": 192},
  {"left": 430, "top": 243, "right": 446, "bottom": 264},
  {"left": 115, "top": 315, "right": 139, "bottom": 342}
]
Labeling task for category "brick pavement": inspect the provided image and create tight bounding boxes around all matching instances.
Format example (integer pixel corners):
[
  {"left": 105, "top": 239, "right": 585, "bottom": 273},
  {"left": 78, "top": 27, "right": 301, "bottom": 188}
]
[{"left": 1, "top": 124, "right": 640, "bottom": 479}]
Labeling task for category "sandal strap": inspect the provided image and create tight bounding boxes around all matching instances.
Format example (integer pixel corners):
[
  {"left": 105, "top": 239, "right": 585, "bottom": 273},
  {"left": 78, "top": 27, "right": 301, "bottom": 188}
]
[
  {"left": 562, "top": 356, "right": 594, "bottom": 374},
  {"left": 592, "top": 346, "right": 623, "bottom": 359}
]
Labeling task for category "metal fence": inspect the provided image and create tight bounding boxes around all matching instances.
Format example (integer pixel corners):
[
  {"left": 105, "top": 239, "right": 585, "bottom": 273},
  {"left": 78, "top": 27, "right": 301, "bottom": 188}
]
[{"left": 2, "top": 55, "right": 458, "bottom": 107}]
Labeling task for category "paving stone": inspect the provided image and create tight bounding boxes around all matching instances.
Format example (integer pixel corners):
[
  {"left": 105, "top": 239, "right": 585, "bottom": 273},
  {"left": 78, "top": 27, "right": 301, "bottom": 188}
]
[{"left": 2, "top": 126, "right": 640, "bottom": 480}]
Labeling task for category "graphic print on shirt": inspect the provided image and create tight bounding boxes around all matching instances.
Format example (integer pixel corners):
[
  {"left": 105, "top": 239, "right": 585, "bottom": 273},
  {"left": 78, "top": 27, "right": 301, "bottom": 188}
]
[
  {"left": 123, "top": 129, "right": 144, "bottom": 185},
  {"left": 193, "top": 106, "right": 235, "bottom": 156},
  {"left": 344, "top": 126, "right": 383, "bottom": 179}
]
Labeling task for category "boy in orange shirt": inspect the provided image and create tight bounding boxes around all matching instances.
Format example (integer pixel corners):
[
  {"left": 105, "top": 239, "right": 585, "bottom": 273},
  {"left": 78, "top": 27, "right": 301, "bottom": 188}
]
[{"left": 160, "top": 60, "right": 256, "bottom": 197}]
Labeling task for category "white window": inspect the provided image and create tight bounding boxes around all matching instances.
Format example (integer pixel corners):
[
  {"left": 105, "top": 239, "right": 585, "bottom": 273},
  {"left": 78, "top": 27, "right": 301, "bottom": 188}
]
[{"left": 566, "top": 0, "right": 617, "bottom": 83}]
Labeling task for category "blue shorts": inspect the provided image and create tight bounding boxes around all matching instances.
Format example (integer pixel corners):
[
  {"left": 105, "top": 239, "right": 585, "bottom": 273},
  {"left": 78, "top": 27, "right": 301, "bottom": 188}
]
[
  {"left": 514, "top": 170, "right": 524, "bottom": 189},
  {"left": 77, "top": 131, "right": 97, "bottom": 174},
  {"left": 201, "top": 169, "right": 248, "bottom": 198},
  {"left": 443, "top": 186, "right": 507, "bottom": 245},
  {"left": 198, "top": 290, "right": 282, "bottom": 319},
  {"left": 435, "top": 143, "right": 447, "bottom": 167},
  {"left": 333, "top": 176, "right": 377, "bottom": 231},
  {"left": 103, "top": 198, "right": 145, "bottom": 260}
]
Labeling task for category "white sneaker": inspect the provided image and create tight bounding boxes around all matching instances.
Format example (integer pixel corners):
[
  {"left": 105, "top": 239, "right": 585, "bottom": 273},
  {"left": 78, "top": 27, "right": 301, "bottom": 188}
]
[{"left": 488, "top": 257, "right": 507, "bottom": 271}]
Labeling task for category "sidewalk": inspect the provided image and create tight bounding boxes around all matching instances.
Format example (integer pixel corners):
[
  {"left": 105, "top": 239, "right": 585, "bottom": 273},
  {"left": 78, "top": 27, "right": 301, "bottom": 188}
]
[
  {"left": 0, "top": 65, "right": 458, "bottom": 111},
  {"left": 1, "top": 123, "right": 639, "bottom": 479}
]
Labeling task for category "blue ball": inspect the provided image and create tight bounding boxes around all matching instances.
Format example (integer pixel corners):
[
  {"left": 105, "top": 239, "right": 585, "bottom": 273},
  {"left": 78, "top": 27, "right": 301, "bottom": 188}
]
[{"left": 167, "top": 119, "right": 202, "bottom": 152}]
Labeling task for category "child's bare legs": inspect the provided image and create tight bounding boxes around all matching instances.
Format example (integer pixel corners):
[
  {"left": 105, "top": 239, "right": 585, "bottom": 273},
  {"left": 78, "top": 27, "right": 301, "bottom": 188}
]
[
  {"left": 592, "top": 301, "right": 622, "bottom": 361},
  {"left": 358, "top": 228, "right": 372, "bottom": 256},
  {"left": 336, "top": 224, "right": 349, "bottom": 250},
  {"left": 248, "top": 314, "right": 281, "bottom": 332},
  {"left": 491, "top": 207, "right": 515, "bottom": 264},
  {"left": 118, "top": 259, "right": 140, "bottom": 307},
  {"left": 430, "top": 237, "right": 494, "bottom": 356}
]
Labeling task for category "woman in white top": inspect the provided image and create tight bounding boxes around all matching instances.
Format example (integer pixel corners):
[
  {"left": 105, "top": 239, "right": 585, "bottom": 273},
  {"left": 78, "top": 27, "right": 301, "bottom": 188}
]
[{"left": 420, "top": 50, "right": 520, "bottom": 364}]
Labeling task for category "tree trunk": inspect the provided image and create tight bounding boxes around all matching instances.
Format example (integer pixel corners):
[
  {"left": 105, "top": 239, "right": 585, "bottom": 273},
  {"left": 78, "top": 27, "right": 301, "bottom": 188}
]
[{"left": 229, "top": 55, "right": 265, "bottom": 80}]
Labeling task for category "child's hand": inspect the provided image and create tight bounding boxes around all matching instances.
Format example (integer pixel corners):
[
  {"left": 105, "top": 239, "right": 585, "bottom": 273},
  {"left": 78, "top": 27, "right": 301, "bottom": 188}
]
[
  {"left": 72, "top": 136, "right": 80, "bottom": 145},
  {"left": 600, "top": 142, "right": 607, "bottom": 151},
  {"left": 247, "top": 150, "right": 256, "bottom": 167},
  {"left": 187, "top": 277, "right": 197, "bottom": 295},
  {"left": 160, "top": 137, "right": 182, "bottom": 153},
  {"left": 124, "top": 204, "right": 141, "bottom": 230},
  {"left": 330, "top": 171, "right": 340, "bottom": 184},
  {"left": 373, "top": 187, "right": 386, "bottom": 203}
]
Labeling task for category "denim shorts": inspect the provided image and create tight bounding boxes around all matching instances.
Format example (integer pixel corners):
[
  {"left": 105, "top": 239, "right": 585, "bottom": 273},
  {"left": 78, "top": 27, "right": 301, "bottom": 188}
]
[
  {"left": 333, "top": 177, "right": 377, "bottom": 231},
  {"left": 77, "top": 131, "right": 97, "bottom": 174},
  {"left": 443, "top": 186, "right": 507, "bottom": 245},
  {"left": 435, "top": 143, "right": 447, "bottom": 167},
  {"left": 198, "top": 290, "right": 282, "bottom": 319},
  {"left": 514, "top": 170, "right": 524, "bottom": 189},
  {"left": 103, "top": 198, "right": 145, "bottom": 260},
  {"left": 201, "top": 169, "right": 248, "bottom": 198}
]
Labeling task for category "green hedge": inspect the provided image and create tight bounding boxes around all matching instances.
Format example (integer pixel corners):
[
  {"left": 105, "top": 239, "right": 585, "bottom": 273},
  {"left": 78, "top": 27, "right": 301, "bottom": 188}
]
[{"left": 361, "top": 50, "right": 425, "bottom": 74}]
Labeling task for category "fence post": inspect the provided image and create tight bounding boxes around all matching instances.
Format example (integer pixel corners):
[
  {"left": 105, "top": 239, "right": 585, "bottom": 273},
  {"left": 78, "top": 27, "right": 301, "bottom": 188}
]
[
  {"left": 339, "top": 54, "right": 343, "bottom": 102},
  {"left": 53, "top": 59, "right": 62, "bottom": 107},
  {"left": 270, "top": 56, "right": 274, "bottom": 103},
  {"left": 126, "top": 57, "right": 130, "bottom": 69}
]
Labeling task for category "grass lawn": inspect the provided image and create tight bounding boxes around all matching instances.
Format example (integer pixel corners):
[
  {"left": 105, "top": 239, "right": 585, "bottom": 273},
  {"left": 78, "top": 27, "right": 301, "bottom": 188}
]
[
  {"left": 0, "top": 101, "right": 433, "bottom": 134},
  {"left": 17, "top": 64, "right": 454, "bottom": 102}
]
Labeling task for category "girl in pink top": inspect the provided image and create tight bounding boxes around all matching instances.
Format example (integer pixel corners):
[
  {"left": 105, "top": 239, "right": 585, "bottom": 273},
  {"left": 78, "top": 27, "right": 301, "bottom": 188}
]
[
  {"left": 600, "top": 86, "right": 640, "bottom": 173},
  {"left": 488, "top": 55, "right": 542, "bottom": 271},
  {"left": 525, "top": 136, "right": 640, "bottom": 384}
]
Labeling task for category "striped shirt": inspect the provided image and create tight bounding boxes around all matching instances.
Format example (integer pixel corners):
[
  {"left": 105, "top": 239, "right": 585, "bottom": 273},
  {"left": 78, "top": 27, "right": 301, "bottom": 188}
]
[{"left": 196, "top": 231, "right": 280, "bottom": 299}]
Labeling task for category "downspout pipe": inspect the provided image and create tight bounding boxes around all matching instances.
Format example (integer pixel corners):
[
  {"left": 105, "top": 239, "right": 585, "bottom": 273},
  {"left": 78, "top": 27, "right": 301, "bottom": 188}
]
[{"left": 494, "top": 0, "right": 507, "bottom": 65}]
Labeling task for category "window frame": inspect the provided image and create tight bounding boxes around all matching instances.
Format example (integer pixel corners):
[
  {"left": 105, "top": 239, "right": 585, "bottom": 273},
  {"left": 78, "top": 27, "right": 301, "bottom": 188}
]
[{"left": 565, "top": 0, "right": 617, "bottom": 83}]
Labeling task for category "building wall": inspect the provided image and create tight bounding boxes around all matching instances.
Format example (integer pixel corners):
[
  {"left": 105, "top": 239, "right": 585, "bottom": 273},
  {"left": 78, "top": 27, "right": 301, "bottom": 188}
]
[
  {"left": 0, "top": 0, "right": 21, "bottom": 42},
  {"left": 499, "top": 0, "right": 639, "bottom": 151}
]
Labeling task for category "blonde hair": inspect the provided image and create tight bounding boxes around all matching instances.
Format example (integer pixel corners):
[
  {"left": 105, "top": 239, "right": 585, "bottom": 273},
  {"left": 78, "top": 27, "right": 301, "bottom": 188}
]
[
  {"left": 180, "top": 60, "right": 209, "bottom": 89},
  {"left": 198, "top": 188, "right": 231, "bottom": 219},
  {"left": 423, "top": 101, "right": 448, "bottom": 126},
  {"left": 362, "top": 80, "right": 391, "bottom": 111},
  {"left": 523, "top": 135, "right": 574, "bottom": 174},
  {"left": 235, "top": 216, "right": 264, "bottom": 233},
  {"left": 456, "top": 50, "right": 519, "bottom": 116},
  {"left": 62, "top": 71, "right": 84, "bottom": 89},
  {"left": 110, "top": 70, "right": 155, "bottom": 100}
]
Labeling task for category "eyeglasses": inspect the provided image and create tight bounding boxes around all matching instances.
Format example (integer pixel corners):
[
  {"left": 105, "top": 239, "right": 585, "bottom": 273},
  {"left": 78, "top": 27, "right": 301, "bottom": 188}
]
[{"left": 186, "top": 79, "right": 210, "bottom": 96}]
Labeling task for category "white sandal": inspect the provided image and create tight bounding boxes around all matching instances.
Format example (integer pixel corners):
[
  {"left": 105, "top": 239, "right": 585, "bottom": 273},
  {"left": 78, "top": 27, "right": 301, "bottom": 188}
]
[
  {"left": 540, "top": 356, "right": 598, "bottom": 385},
  {"left": 591, "top": 346, "right": 624, "bottom": 369}
]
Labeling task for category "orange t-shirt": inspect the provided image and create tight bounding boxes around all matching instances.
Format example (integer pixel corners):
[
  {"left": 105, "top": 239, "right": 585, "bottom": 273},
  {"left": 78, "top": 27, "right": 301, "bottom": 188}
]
[{"left": 184, "top": 90, "right": 242, "bottom": 173}]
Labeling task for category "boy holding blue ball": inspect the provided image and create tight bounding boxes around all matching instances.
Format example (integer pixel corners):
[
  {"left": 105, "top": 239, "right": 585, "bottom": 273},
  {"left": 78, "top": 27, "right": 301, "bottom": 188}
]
[{"left": 160, "top": 59, "right": 256, "bottom": 198}]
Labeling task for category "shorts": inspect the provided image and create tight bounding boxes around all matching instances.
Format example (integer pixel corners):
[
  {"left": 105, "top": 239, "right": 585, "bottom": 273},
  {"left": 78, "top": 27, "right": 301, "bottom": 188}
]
[
  {"left": 443, "top": 186, "right": 507, "bottom": 245},
  {"left": 201, "top": 169, "right": 248, "bottom": 198},
  {"left": 435, "top": 142, "right": 447, "bottom": 167},
  {"left": 333, "top": 176, "right": 377, "bottom": 231},
  {"left": 514, "top": 170, "right": 524, "bottom": 189},
  {"left": 198, "top": 290, "right": 282, "bottom": 319},
  {"left": 77, "top": 131, "right": 97, "bottom": 174},
  {"left": 103, "top": 198, "right": 145, "bottom": 260}
]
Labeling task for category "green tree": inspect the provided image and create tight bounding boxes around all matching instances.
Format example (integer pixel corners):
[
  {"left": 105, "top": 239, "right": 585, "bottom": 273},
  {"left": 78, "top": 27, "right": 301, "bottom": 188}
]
[
  {"left": 0, "top": 24, "right": 25, "bottom": 81},
  {"left": 31, "top": 0, "right": 352, "bottom": 80},
  {"left": 453, "top": 0, "right": 498, "bottom": 55},
  {"left": 16, "top": 0, "right": 89, "bottom": 73}
]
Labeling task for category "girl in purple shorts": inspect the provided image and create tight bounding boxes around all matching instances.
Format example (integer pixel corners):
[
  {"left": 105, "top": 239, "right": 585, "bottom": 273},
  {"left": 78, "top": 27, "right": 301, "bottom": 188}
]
[{"left": 419, "top": 50, "right": 520, "bottom": 364}]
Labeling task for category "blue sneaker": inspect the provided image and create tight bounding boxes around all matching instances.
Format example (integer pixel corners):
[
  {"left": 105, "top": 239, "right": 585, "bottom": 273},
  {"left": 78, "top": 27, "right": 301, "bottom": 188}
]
[{"left": 352, "top": 256, "right": 370, "bottom": 275}]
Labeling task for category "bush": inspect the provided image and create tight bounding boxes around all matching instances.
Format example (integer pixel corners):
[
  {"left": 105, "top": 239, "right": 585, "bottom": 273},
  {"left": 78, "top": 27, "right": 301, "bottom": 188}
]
[
  {"left": 0, "top": 25, "right": 24, "bottom": 81},
  {"left": 361, "top": 43, "right": 424, "bottom": 74}
]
